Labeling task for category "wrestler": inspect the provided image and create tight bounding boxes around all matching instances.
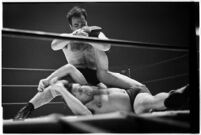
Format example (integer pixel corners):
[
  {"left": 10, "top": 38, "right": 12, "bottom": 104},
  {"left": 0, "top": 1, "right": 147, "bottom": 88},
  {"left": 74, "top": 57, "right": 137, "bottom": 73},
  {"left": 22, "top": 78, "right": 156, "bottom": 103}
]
[
  {"left": 51, "top": 81, "right": 189, "bottom": 115},
  {"left": 39, "top": 6, "right": 109, "bottom": 88},
  {"left": 14, "top": 6, "right": 186, "bottom": 119},
  {"left": 14, "top": 75, "right": 105, "bottom": 120},
  {"left": 42, "top": 6, "right": 144, "bottom": 90},
  {"left": 14, "top": 77, "right": 189, "bottom": 119}
]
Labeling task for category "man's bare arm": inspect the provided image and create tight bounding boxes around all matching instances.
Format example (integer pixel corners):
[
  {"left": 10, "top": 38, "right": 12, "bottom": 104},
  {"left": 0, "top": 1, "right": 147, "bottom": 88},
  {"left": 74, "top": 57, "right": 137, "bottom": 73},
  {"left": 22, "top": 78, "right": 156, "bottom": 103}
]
[
  {"left": 51, "top": 33, "right": 73, "bottom": 51},
  {"left": 54, "top": 83, "right": 92, "bottom": 115},
  {"left": 73, "top": 27, "right": 111, "bottom": 51},
  {"left": 37, "top": 64, "right": 74, "bottom": 92},
  {"left": 89, "top": 32, "right": 111, "bottom": 51}
]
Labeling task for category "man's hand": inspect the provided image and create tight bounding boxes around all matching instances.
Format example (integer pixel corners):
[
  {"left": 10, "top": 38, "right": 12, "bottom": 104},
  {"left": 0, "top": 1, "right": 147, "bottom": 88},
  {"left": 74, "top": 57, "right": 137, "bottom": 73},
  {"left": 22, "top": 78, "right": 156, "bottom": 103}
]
[
  {"left": 72, "top": 29, "right": 89, "bottom": 37},
  {"left": 37, "top": 78, "right": 50, "bottom": 92}
]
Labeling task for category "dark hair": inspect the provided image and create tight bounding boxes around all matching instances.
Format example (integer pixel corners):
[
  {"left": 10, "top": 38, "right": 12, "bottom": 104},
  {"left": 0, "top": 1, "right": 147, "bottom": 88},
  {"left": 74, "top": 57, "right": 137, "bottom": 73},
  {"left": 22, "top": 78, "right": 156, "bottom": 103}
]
[{"left": 66, "top": 6, "right": 87, "bottom": 25}]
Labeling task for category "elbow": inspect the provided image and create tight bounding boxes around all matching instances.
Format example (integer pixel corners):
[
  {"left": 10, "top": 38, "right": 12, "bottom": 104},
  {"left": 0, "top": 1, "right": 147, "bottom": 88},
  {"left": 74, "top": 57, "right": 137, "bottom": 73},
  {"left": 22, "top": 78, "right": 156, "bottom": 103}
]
[
  {"left": 51, "top": 40, "right": 59, "bottom": 51},
  {"left": 103, "top": 44, "right": 111, "bottom": 51},
  {"left": 51, "top": 41, "right": 57, "bottom": 51},
  {"left": 51, "top": 46, "right": 57, "bottom": 51}
]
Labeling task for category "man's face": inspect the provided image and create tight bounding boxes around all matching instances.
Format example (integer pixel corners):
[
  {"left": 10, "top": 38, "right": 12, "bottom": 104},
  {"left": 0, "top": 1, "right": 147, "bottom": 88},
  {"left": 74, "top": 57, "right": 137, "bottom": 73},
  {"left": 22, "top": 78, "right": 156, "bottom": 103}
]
[
  {"left": 70, "top": 15, "right": 87, "bottom": 31},
  {"left": 71, "top": 84, "right": 93, "bottom": 104}
]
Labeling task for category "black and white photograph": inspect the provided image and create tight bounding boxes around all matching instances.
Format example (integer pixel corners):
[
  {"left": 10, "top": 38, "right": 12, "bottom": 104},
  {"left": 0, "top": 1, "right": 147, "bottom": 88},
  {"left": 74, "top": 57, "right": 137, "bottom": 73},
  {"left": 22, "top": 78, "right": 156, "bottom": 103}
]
[{"left": 2, "top": 1, "right": 199, "bottom": 133}]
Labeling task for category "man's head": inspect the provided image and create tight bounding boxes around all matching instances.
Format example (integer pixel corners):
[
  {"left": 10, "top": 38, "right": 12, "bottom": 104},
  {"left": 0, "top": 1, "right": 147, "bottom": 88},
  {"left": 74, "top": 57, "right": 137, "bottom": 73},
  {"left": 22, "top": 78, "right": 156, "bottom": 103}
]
[
  {"left": 70, "top": 84, "right": 95, "bottom": 104},
  {"left": 66, "top": 6, "right": 88, "bottom": 31}
]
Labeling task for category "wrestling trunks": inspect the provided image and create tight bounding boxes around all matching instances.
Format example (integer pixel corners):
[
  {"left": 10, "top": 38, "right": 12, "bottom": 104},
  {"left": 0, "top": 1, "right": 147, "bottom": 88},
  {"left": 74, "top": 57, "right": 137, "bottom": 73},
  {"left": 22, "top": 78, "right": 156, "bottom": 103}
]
[{"left": 77, "top": 67, "right": 100, "bottom": 86}]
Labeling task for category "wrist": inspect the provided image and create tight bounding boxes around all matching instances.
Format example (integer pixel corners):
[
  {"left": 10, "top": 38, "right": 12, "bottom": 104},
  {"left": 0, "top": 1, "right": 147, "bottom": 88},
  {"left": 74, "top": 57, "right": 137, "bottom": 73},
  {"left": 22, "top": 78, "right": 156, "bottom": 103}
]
[{"left": 45, "top": 77, "right": 52, "bottom": 84}]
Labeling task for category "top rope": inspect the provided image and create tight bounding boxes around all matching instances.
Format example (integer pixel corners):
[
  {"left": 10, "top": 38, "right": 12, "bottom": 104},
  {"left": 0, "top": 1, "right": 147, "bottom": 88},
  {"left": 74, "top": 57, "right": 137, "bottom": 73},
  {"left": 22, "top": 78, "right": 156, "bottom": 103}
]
[{"left": 2, "top": 28, "right": 189, "bottom": 52}]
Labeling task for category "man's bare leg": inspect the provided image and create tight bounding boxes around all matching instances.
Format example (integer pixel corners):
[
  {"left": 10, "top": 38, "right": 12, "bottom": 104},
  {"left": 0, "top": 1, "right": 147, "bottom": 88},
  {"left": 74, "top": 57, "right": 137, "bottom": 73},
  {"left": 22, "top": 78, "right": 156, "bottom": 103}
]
[
  {"left": 46, "top": 64, "right": 88, "bottom": 85},
  {"left": 134, "top": 84, "right": 189, "bottom": 114},
  {"left": 134, "top": 92, "right": 168, "bottom": 114},
  {"left": 97, "top": 70, "right": 145, "bottom": 89},
  {"left": 29, "top": 86, "right": 61, "bottom": 109},
  {"left": 14, "top": 85, "right": 61, "bottom": 120},
  {"left": 58, "top": 64, "right": 88, "bottom": 85}
]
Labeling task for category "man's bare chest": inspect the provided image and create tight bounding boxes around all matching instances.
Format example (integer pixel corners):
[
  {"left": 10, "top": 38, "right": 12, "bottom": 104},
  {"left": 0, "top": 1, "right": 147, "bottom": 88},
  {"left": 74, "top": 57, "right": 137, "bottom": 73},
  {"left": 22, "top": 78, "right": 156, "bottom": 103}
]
[{"left": 69, "top": 42, "right": 93, "bottom": 51}]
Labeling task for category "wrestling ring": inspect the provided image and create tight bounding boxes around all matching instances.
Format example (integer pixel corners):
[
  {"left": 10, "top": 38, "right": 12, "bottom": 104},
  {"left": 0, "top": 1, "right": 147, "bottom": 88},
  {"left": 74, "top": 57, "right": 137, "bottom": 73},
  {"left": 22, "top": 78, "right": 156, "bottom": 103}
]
[{"left": 2, "top": 28, "right": 192, "bottom": 133}]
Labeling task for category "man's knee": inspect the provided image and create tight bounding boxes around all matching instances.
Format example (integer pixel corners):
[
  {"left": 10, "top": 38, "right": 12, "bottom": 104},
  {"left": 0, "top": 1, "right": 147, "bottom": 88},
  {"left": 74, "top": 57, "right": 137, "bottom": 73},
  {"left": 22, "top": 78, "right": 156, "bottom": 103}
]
[
  {"left": 133, "top": 85, "right": 152, "bottom": 114},
  {"left": 64, "top": 64, "right": 76, "bottom": 72},
  {"left": 61, "top": 64, "right": 78, "bottom": 82},
  {"left": 134, "top": 93, "right": 152, "bottom": 114}
]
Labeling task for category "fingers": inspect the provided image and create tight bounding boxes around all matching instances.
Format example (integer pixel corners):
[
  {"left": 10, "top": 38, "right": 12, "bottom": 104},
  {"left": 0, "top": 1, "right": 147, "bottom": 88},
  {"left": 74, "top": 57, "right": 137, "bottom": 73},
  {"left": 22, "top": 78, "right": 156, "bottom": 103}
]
[
  {"left": 72, "top": 29, "right": 88, "bottom": 37},
  {"left": 81, "top": 26, "right": 91, "bottom": 33},
  {"left": 37, "top": 81, "right": 45, "bottom": 92},
  {"left": 37, "top": 79, "right": 48, "bottom": 92},
  {"left": 37, "top": 84, "right": 44, "bottom": 92},
  {"left": 37, "top": 77, "right": 68, "bottom": 92},
  {"left": 80, "top": 32, "right": 88, "bottom": 37}
]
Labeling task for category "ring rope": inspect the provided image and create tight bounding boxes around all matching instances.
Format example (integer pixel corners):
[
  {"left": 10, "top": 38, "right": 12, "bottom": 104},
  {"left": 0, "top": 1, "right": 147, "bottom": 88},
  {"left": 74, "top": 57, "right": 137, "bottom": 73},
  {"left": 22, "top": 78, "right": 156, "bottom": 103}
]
[
  {"left": 142, "top": 73, "right": 188, "bottom": 84},
  {"left": 2, "top": 101, "right": 65, "bottom": 106},
  {"left": 2, "top": 85, "right": 38, "bottom": 88},
  {"left": 2, "top": 67, "right": 55, "bottom": 72},
  {"left": 133, "top": 54, "right": 188, "bottom": 71},
  {"left": 2, "top": 54, "right": 188, "bottom": 72},
  {"left": 2, "top": 66, "right": 131, "bottom": 71},
  {"left": 2, "top": 28, "right": 189, "bottom": 52},
  {"left": 2, "top": 73, "right": 188, "bottom": 88}
]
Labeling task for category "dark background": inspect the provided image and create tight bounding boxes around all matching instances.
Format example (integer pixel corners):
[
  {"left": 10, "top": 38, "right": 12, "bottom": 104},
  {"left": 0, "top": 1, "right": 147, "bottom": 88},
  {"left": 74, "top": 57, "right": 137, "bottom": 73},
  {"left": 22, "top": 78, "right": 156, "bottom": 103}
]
[{"left": 2, "top": 2, "right": 198, "bottom": 119}]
